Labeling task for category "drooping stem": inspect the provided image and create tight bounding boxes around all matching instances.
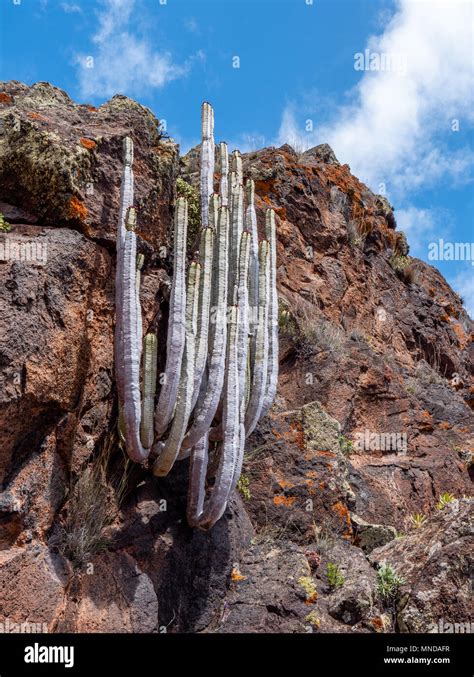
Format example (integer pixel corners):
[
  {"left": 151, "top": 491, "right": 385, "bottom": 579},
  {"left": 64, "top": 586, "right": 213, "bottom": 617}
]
[
  {"left": 154, "top": 197, "right": 187, "bottom": 438},
  {"left": 193, "top": 304, "right": 240, "bottom": 530},
  {"left": 153, "top": 261, "right": 201, "bottom": 476}
]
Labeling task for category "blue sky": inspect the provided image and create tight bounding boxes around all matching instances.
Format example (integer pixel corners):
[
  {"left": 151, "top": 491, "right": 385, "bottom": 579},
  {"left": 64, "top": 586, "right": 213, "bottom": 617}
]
[{"left": 1, "top": 0, "right": 473, "bottom": 315}]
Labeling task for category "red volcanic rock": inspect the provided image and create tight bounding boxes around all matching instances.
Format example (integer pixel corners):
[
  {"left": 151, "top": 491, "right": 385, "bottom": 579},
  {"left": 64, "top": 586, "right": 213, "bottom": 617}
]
[{"left": 0, "top": 81, "right": 471, "bottom": 634}]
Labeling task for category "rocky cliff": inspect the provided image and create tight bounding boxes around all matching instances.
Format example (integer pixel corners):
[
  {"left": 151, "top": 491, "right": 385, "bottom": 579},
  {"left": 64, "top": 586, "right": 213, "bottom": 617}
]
[{"left": 0, "top": 81, "right": 472, "bottom": 633}]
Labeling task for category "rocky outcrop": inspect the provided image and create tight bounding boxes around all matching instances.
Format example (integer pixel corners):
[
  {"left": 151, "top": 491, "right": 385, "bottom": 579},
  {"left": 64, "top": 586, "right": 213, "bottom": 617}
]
[
  {"left": 371, "top": 499, "right": 473, "bottom": 633},
  {"left": 0, "top": 81, "right": 472, "bottom": 633}
]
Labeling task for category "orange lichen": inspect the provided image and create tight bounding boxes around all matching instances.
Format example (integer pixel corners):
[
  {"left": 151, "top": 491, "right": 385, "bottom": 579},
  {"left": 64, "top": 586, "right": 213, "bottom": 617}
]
[
  {"left": 289, "top": 421, "right": 305, "bottom": 450},
  {"left": 231, "top": 568, "right": 247, "bottom": 582},
  {"left": 86, "top": 105, "right": 98, "bottom": 112},
  {"left": 0, "top": 92, "right": 13, "bottom": 104},
  {"left": 27, "top": 111, "right": 49, "bottom": 122},
  {"left": 273, "top": 495, "right": 296, "bottom": 507},
  {"left": 80, "top": 137, "right": 96, "bottom": 150},
  {"left": 68, "top": 196, "right": 88, "bottom": 221},
  {"left": 370, "top": 616, "right": 385, "bottom": 632},
  {"left": 254, "top": 178, "right": 276, "bottom": 199},
  {"left": 332, "top": 501, "right": 351, "bottom": 526},
  {"left": 277, "top": 478, "right": 295, "bottom": 490},
  {"left": 451, "top": 321, "right": 468, "bottom": 349},
  {"left": 438, "top": 421, "right": 451, "bottom": 430}
]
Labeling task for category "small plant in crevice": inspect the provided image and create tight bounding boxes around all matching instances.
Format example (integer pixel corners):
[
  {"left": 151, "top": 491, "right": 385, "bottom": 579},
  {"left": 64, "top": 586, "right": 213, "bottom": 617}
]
[
  {"left": 389, "top": 254, "right": 418, "bottom": 285},
  {"left": 298, "top": 576, "right": 318, "bottom": 603},
  {"left": 0, "top": 213, "right": 11, "bottom": 232},
  {"left": 326, "top": 562, "right": 345, "bottom": 589},
  {"left": 311, "top": 522, "right": 335, "bottom": 555},
  {"left": 338, "top": 434, "right": 354, "bottom": 457},
  {"left": 305, "top": 611, "right": 321, "bottom": 628},
  {"left": 236, "top": 474, "right": 251, "bottom": 500},
  {"left": 376, "top": 562, "right": 406, "bottom": 603},
  {"left": 410, "top": 513, "right": 427, "bottom": 529},
  {"left": 59, "top": 428, "right": 132, "bottom": 569},
  {"left": 284, "top": 298, "right": 346, "bottom": 358},
  {"left": 436, "top": 492, "right": 455, "bottom": 510}
]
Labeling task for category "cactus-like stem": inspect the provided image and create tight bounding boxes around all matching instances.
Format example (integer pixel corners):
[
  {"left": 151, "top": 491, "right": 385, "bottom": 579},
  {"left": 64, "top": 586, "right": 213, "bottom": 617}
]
[
  {"left": 245, "top": 180, "right": 259, "bottom": 339},
  {"left": 154, "top": 197, "right": 187, "bottom": 438},
  {"left": 115, "top": 137, "right": 134, "bottom": 411},
  {"left": 187, "top": 431, "right": 209, "bottom": 527},
  {"left": 245, "top": 239, "right": 269, "bottom": 437},
  {"left": 236, "top": 230, "right": 251, "bottom": 408},
  {"left": 192, "top": 305, "right": 240, "bottom": 529},
  {"left": 261, "top": 209, "right": 279, "bottom": 417},
  {"left": 191, "top": 226, "right": 214, "bottom": 410},
  {"left": 182, "top": 206, "right": 229, "bottom": 450},
  {"left": 232, "top": 150, "right": 243, "bottom": 187},
  {"left": 200, "top": 102, "right": 215, "bottom": 227},
  {"left": 121, "top": 207, "right": 149, "bottom": 462},
  {"left": 140, "top": 333, "right": 158, "bottom": 448},
  {"left": 116, "top": 105, "right": 279, "bottom": 529},
  {"left": 153, "top": 261, "right": 200, "bottom": 476},
  {"left": 136, "top": 253, "right": 144, "bottom": 361},
  {"left": 228, "top": 183, "right": 244, "bottom": 304},
  {"left": 218, "top": 142, "right": 229, "bottom": 208}
]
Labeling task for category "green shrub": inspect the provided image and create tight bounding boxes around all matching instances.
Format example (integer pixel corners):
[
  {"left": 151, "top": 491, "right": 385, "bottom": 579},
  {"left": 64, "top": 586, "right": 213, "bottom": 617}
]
[
  {"left": 410, "top": 513, "right": 427, "bottom": 529},
  {"left": 326, "top": 562, "right": 345, "bottom": 589},
  {"left": 376, "top": 562, "right": 405, "bottom": 602},
  {"left": 436, "top": 492, "right": 455, "bottom": 510},
  {"left": 237, "top": 474, "right": 251, "bottom": 500},
  {"left": 389, "top": 254, "right": 418, "bottom": 285},
  {"left": 338, "top": 434, "right": 354, "bottom": 456},
  {"left": 0, "top": 213, "right": 11, "bottom": 232}
]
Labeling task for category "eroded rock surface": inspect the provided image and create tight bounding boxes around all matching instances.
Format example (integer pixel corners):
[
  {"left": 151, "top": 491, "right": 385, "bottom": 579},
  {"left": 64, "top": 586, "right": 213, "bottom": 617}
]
[{"left": 0, "top": 81, "right": 471, "bottom": 633}]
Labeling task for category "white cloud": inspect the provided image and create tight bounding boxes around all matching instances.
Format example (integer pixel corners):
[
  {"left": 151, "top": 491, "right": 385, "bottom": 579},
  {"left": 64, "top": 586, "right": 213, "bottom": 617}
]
[
  {"left": 277, "top": 0, "right": 474, "bottom": 198},
  {"left": 395, "top": 206, "right": 453, "bottom": 258},
  {"left": 75, "top": 0, "right": 200, "bottom": 99},
  {"left": 60, "top": 2, "right": 82, "bottom": 13},
  {"left": 450, "top": 267, "right": 474, "bottom": 318}
]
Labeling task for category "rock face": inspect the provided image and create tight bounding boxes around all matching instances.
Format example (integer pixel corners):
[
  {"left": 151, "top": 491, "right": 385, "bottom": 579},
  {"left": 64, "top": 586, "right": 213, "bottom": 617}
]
[
  {"left": 370, "top": 499, "right": 473, "bottom": 634},
  {"left": 0, "top": 81, "right": 472, "bottom": 634}
]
